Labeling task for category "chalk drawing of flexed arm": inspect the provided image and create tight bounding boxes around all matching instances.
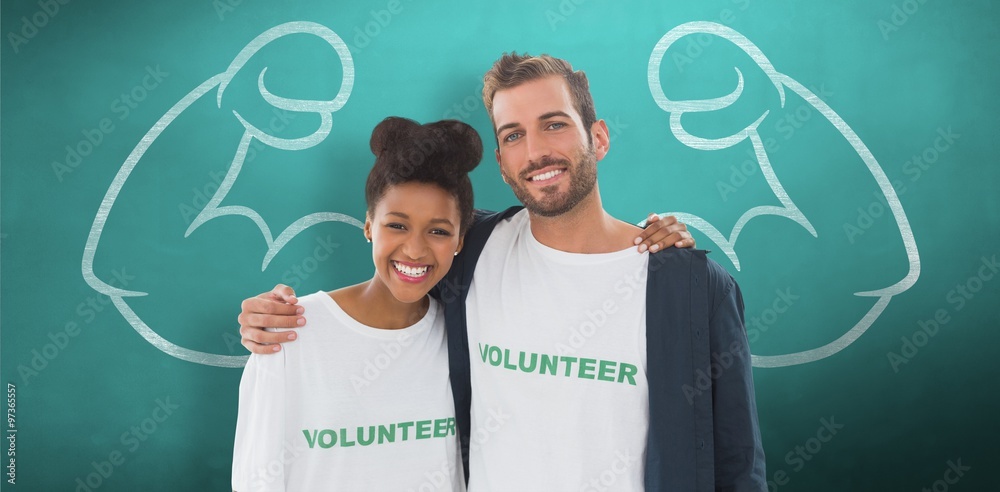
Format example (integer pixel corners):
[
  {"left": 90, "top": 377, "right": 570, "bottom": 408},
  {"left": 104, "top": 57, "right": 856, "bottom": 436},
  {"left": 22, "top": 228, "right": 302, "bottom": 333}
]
[
  {"left": 646, "top": 22, "right": 920, "bottom": 367},
  {"left": 82, "top": 22, "right": 359, "bottom": 367}
]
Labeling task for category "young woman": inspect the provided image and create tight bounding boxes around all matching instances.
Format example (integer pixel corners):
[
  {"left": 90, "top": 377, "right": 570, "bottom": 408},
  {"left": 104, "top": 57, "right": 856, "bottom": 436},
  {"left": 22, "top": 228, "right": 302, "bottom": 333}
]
[{"left": 233, "top": 117, "right": 478, "bottom": 491}]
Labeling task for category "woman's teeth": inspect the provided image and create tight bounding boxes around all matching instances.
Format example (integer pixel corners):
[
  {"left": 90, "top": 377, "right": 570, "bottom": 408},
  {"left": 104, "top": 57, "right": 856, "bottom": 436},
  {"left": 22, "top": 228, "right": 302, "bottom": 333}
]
[{"left": 393, "top": 261, "right": 429, "bottom": 277}]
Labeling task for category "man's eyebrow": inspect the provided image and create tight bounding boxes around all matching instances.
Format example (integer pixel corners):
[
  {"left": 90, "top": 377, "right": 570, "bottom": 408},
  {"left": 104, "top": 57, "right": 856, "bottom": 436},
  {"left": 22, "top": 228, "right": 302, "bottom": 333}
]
[
  {"left": 539, "top": 111, "right": 572, "bottom": 121},
  {"left": 495, "top": 111, "right": 572, "bottom": 137},
  {"left": 496, "top": 121, "right": 520, "bottom": 137}
]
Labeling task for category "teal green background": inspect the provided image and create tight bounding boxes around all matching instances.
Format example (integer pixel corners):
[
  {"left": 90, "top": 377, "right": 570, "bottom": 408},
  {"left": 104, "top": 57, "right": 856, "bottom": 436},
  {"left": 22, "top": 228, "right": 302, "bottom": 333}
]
[{"left": 2, "top": 1, "right": 998, "bottom": 490}]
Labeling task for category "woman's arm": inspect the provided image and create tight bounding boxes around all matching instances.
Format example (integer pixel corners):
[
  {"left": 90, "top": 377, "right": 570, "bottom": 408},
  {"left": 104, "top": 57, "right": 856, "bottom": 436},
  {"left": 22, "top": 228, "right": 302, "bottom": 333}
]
[{"left": 232, "top": 352, "right": 288, "bottom": 491}]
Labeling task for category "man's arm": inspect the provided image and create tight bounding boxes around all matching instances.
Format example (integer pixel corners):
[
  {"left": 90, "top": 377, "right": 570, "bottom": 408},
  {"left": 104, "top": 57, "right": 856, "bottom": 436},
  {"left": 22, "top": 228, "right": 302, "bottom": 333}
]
[
  {"left": 238, "top": 285, "right": 304, "bottom": 354},
  {"left": 706, "top": 262, "right": 767, "bottom": 490}
]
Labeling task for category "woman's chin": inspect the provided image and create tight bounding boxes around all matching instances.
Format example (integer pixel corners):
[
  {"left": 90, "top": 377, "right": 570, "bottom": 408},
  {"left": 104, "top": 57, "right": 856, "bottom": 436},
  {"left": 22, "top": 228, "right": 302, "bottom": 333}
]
[{"left": 387, "top": 285, "right": 432, "bottom": 305}]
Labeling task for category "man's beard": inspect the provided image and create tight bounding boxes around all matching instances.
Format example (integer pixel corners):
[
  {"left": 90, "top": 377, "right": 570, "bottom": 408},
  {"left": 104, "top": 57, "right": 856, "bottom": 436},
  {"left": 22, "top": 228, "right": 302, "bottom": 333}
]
[{"left": 501, "top": 145, "right": 598, "bottom": 218}]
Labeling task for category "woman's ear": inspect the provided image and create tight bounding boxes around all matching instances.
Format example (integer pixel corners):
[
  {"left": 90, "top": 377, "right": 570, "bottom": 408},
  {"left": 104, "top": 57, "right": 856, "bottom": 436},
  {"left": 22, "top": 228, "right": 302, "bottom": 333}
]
[
  {"left": 363, "top": 215, "right": 373, "bottom": 243},
  {"left": 455, "top": 234, "right": 465, "bottom": 256}
]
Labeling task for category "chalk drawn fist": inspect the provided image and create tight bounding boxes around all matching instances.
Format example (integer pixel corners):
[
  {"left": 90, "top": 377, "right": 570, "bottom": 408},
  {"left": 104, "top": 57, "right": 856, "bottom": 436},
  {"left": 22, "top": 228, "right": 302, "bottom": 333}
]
[
  {"left": 83, "top": 22, "right": 359, "bottom": 367},
  {"left": 647, "top": 22, "right": 920, "bottom": 367}
]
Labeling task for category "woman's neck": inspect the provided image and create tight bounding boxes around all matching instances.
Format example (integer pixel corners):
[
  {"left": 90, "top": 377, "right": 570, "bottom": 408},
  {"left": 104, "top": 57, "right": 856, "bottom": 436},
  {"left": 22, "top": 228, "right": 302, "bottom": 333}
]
[{"left": 331, "top": 279, "right": 428, "bottom": 330}]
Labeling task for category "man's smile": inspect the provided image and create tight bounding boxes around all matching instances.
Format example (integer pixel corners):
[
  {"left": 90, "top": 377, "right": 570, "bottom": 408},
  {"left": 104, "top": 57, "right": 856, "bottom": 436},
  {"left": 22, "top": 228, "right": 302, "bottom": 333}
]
[{"left": 527, "top": 167, "right": 567, "bottom": 183}]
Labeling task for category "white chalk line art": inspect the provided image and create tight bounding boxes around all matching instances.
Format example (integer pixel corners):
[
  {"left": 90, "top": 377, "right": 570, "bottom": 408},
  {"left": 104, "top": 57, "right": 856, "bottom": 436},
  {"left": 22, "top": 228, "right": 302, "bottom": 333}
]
[
  {"left": 82, "top": 22, "right": 361, "bottom": 368},
  {"left": 647, "top": 21, "right": 920, "bottom": 368}
]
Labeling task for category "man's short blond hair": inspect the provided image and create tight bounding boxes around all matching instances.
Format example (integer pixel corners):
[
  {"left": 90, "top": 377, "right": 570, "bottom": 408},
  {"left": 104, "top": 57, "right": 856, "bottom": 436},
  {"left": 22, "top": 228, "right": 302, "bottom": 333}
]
[{"left": 482, "top": 53, "right": 597, "bottom": 142}]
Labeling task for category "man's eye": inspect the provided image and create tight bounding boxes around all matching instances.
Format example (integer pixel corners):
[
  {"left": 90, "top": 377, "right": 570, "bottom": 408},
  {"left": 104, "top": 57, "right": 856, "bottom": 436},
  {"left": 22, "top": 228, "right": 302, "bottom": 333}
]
[
  {"left": 548, "top": 122, "right": 566, "bottom": 130},
  {"left": 503, "top": 132, "right": 521, "bottom": 143}
]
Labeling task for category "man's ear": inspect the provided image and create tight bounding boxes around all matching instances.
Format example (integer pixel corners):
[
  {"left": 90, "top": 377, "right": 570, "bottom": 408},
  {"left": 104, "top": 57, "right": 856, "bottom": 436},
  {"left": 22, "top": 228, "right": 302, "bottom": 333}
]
[
  {"left": 496, "top": 148, "right": 508, "bottom": 184},
  {"left": 592, "top": 119, "right": 611, "bottom": 160}
]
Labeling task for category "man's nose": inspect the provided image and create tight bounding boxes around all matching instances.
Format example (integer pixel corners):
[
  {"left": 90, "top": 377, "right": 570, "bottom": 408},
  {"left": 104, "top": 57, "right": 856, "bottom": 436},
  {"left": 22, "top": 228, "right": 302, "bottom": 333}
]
[{"left": 524, "top": 133, "right": 551, "bottom": 164}]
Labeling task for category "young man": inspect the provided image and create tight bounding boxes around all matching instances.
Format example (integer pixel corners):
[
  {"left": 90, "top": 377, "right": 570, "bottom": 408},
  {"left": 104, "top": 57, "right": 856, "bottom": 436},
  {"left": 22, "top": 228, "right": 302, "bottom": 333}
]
[{"left": 239, "top": 54, "right": 765, "bottom": 491}]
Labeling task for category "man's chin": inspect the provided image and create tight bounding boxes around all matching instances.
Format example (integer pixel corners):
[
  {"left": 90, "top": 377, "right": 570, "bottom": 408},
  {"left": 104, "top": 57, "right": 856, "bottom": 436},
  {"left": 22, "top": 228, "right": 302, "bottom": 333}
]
[
  {"left": 511, "top": 186, "right": 580, "bottom": 217},
  {"left": 523, "top": 199, "right": 576, "bottom": 218}
]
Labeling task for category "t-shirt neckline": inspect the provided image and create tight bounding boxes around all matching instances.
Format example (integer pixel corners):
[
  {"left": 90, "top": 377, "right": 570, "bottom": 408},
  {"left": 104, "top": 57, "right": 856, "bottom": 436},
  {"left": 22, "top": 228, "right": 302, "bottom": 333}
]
[
  {"left": 312, "top": 291, "right": 438, "bottom": 339},
  {"left": 521, "top": 213, "right": 644, "bottom": 265}
]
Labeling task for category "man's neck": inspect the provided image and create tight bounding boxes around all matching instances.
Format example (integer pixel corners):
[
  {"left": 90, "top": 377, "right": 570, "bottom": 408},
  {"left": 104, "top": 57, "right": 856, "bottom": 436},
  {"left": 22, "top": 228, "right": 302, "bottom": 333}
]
[{"left": 527, "top": 188, "right": 643, "bottom": 254}]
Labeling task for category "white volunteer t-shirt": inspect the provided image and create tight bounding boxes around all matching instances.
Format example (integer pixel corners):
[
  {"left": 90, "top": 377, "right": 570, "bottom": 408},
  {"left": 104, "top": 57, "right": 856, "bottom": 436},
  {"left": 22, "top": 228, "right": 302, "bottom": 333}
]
[
  {"left": 466, "top": 210, "right": 650, "bottom": 491},
  {"left": 233, "top": 292, "right": 464, "bottom": 492}
]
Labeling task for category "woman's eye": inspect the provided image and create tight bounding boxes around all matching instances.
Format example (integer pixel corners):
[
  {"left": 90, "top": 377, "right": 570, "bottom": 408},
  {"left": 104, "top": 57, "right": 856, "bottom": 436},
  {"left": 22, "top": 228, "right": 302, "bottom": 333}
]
[
  {"left": 431, "top": 229, "right": 452, "bottom": 236},
  {"left": 386, "top": 223, "right": 405, "bottom": 230}
]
